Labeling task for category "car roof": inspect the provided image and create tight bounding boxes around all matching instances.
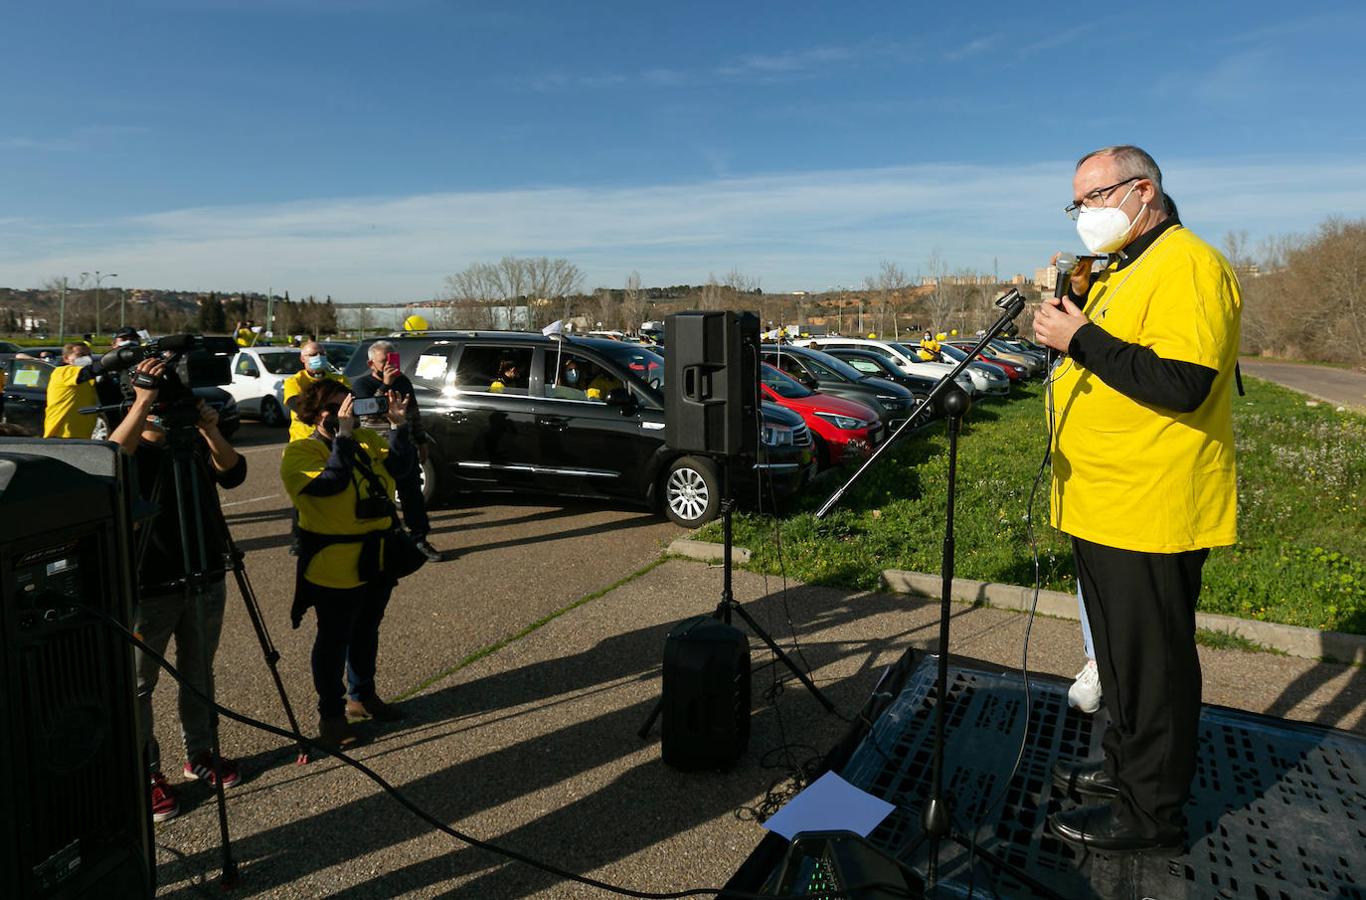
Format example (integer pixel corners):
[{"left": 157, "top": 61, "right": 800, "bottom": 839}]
[{"left": 380, "top": 331, "right": 650, "bottom": 354}]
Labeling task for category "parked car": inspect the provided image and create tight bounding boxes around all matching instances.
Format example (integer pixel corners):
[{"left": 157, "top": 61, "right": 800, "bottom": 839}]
[
  {"left": 893, "top": 341, "right": 1010, "bottom": 396},
  {"left": 341, "top": 332, "right": 815, "bottom": 527},
  {"left": 759, "top": 363, "right": 881, "bottom": 469},
  {"left": 819, "top": 348, "right": 941, "bottom": 398},
  {"left": 980, "top": 339, "right": 1045, "bottom": 376},
  {"left": 322, "top": 341, "right": 357, "bottom": 371},
  {"left": 0, "top": 357, "right": 240, "bottom": 438},
  {"left": 805, "top": 336, "right": 978, "bottom": 396},
  {"left": 226, "top": 346, "right": 306, "bottom": 427},
  {"left": 941, "top": 342, "right": 1025, "bottom": 382},
  {"left": 761, "top": 344, "right": 918, "bottom": 431}
]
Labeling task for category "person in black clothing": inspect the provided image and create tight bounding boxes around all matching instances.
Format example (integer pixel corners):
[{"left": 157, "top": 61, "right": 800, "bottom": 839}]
[
  {"left": 108, "top": 357, "right": 248, "bottom": 823},
  {"left": 351, "top": 341, "right": 440, "bottom": 561}
]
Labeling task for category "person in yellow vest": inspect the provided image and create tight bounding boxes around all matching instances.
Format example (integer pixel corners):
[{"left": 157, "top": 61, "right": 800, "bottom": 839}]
[
  {"left": 1035, "top": 145, "right": 1240, "bottom": 856},
  {"left": 282, "top": 341, "right": 350, "bottom": 441},
  {"left": 43, "top": 342, "right": 101, "bottom": 438},
  {"left": 280, "top": 378, "right": 413, "bottom": 749}
]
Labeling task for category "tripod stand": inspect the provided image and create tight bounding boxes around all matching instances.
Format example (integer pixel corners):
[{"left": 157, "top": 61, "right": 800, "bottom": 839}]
[
  {"left": 638, "top": 461, "right": 837, "bottom": 740},
  {"left": 134, "top": 417, "right": 308, "bottom": 889}
]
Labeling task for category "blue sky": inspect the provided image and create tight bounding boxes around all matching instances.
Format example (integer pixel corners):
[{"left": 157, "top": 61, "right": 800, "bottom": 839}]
[{"left": 3, "top": 0, "right": 1365, "bottom": 301}]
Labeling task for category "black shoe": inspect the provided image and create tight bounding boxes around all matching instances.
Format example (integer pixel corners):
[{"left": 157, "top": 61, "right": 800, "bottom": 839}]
[
  {"left": 1048, "top": 803, "right": 1184, "bottom": 855},
  {"left": 414, "top": 539, "right": 442, "bottom": 562},
  {"left": 1052, "top": 758, "right": 1120, "bottom": 799},
  {"left": 346, "top": 696, "right": 405, "bottom": 722}
]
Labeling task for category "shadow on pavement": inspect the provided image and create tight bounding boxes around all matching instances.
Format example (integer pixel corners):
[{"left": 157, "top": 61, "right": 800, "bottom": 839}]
[{"left": 154, "top": 582, "right": 948, "bottom": 898}]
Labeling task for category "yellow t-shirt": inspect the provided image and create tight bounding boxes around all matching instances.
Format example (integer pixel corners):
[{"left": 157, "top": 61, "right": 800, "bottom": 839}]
[
  {"left": 1049, "top": 225, "right": 1241, "bottom": 553},
  {"left": 43, "top": 364, "right": 99, "bottom": 438},
  {"left": 280, "top": 428, "right": 396, "bottom": 589},
  {"left": 282, "top": 369, "right": 350, "bottom": 442}
]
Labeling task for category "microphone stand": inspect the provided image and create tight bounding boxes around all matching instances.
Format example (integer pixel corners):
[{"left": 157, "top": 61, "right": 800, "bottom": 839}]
[{"left": 816, "top": 290, "right": 1064, "bottom": 897}]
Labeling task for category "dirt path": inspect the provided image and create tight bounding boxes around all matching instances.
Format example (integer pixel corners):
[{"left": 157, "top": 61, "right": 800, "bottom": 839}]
[{"left": 1239, "top": 358, "right": 1366, "bottom": 411}]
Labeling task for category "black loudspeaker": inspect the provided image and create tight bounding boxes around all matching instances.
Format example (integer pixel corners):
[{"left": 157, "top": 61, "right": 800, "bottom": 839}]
[
  {"left": 0, "top": 440, "right": 153, "bottom": 899},
  {"left": 660, "top": 615, "right": 751, "bottom": 770},
  {"left": 665, "top": 311, "right": 760, "bottom": 457}
]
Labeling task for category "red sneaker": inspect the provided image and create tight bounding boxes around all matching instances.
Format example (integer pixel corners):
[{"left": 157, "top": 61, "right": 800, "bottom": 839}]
[
  {"left": 150, "top": 771, "right": 179, "bottom": 822},
  {"left": 183, "top": 751, "right": 241, "bottom": 789}
]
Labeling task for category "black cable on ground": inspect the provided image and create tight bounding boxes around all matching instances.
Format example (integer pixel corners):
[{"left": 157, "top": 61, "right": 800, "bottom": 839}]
[{"left": 85, "top": 604, "right": 903, "bottom": 900}]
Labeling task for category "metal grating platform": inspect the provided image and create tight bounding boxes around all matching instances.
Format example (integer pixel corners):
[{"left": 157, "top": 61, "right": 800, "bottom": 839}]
[{"left": 839, "top": 655, "right": 1366, "bottom": 899}]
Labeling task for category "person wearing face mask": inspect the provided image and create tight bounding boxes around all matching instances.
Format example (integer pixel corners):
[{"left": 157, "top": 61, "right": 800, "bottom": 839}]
[
  {"left": 280, "top": 378, "right": 413, "bottom": 749},
  {"left": 282, "top": 340, "right": 350, "bottom": 442},
  {"left": 1034, "top": 145, "right": 1241, "bottom": 855},
  {"left": 42, "top": 342, "right": 102, "bottom": 438}
]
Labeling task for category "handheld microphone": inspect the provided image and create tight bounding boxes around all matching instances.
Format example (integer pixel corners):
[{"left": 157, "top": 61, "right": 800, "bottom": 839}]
[{"left": 1053, "top": 253, "right": 1103, "bottom": 301}]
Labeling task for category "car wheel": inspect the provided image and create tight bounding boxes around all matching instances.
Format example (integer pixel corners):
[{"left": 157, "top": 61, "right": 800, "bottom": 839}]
[
  {"left": 416, "top": 453, "right": 437, "bottom": 504},
  {"left": 90, "top": 414, "right": 110, "bottom": 442},
  {"left": 661, "top": 455, "right": 721, "bottom": 527},
  {"left": 260, "top": 397, "right": 286, "bottom": 427}
]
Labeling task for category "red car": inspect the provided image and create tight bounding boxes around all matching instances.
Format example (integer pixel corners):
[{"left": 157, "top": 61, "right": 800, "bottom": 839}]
[
  {"left": 759, "top": 363, "right": 882, "bottom": 468},
  {"left": 945, "top": 342, "right": 1025, "bottom": 381}
]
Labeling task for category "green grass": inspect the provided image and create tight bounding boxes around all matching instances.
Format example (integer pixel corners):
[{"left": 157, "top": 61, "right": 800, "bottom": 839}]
[{"left": 703, "top": 377, "right": 1366, "bottom": 636}]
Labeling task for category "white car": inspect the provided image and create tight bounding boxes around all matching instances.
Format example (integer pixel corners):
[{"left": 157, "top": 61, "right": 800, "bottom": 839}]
[
  {"left": 804, "top": 336, "right": 979, "bottom": 397},
  {"left": 226, "top": 346, "right": 305, "bottom": 427}
]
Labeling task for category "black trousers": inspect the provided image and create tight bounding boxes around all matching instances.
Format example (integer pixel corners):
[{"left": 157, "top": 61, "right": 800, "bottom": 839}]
[{"left": 1072, "top": 536, "right": 1209, "bottom": 837}]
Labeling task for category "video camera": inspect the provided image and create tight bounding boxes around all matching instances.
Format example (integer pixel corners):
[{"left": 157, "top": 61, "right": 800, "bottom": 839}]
[{"left": 100, "top": 334, "right": 237, "bottom": 429}]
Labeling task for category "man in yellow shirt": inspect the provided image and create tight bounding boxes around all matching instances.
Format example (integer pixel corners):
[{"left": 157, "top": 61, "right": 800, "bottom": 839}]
[
  {"left": 282, "top": 341, "right": 349, "bottom": 441},
  {"left": 43, "top": 342, "right": 101, "bottom": 438},
  {"left": 1034, "top": 145, "right": 1240, "bottom": 855}
]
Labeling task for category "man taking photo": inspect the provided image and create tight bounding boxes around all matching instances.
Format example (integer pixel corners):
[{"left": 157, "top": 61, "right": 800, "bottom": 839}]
[
  {"left": 1035, "top": 144, "right": 1240, "bottom": 855},
  {"left": 110, "top": 357, "right": 248, "bottom": 822},
  {"left": 351, "top": 341, "right": 440, "bottom": 561}
]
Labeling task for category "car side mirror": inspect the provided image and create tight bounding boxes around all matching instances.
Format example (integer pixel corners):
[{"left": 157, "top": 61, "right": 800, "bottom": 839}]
[
  {"left": 606, "top": 387, "right": 634, "bottom": 410},
  {"left": 798, "top": 372, "right": 818, "bottom": 389}
]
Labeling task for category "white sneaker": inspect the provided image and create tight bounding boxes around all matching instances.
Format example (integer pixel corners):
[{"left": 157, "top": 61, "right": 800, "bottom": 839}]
[{"left": 1068, "top": 659, "right": 1102, "bottom": 713}]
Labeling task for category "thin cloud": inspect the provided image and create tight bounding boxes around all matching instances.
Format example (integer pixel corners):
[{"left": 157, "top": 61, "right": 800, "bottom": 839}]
[
  {"left": 1, "top": 157, "right": 1360, "bottom": 299},
  {"left": 944, "top": 33, "right": 1002, "bottom": 61}
]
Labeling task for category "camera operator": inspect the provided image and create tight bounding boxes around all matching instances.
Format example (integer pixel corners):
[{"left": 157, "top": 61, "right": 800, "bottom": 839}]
[
  {"left": 108, "top": 357, "right": 248, "bottom": 822},
  {"left": 42, "top": 342, "right": 101, "bottom": 438},
  {"left": 280, "top": 378, "right": 413, "bottom": 750},
  {"left": 352, "top": 341, "right": 440, "bottom": 561}
]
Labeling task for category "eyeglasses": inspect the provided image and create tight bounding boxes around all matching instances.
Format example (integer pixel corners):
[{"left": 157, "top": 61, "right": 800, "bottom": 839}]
[{"left": 1064, "top": 176, "right": 1141, "bottom": 220}]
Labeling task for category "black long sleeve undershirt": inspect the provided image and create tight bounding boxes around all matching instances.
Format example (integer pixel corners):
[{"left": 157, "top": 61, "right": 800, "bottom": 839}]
[{"left": 1067, "top": 323, "right": 1216, "bottom": 413}]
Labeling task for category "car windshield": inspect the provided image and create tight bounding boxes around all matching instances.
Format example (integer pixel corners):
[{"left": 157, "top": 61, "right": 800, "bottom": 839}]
[
  {"left": 761, "top": 364, "right": 813, "bottom": 399},
  {"left": 939, "top": 345, "right": 967, "bottom": 361},
  {"left": 591, "top": 342, "right": 665, "bottom": 391},
  {"left": 259, "top": 352, "right": 305, "bottom": 375},
  {"left": 786, "top": 348, "right": 867, "bottom": 382}
]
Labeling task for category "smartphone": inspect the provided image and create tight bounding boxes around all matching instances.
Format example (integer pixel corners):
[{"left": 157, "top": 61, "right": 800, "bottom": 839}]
[
  {"left": 386, "top": 351, "right": 401, "bottom": 371},
  {"left": 353, "top": 396, "right": 389, "bottom": 417}
]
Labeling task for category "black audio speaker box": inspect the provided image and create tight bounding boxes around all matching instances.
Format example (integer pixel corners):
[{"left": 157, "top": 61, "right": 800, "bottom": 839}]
[
  {"left": 660, "top": 615, "right": 751, "bottom": 770},
  {"left": 665, "top": 311, "right": 760, "bottom": 457},
  {"left": 0, "top": 440, "right": 153, "bottom": 899}
]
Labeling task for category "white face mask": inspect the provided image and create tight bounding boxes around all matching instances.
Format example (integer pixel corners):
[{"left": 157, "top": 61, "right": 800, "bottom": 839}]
[
  {"left": 71, "top": 355, "right": 94, "bottom": 368},
  {"left": 1075, "top": 184, "right": 1144, "bottom": 254}
]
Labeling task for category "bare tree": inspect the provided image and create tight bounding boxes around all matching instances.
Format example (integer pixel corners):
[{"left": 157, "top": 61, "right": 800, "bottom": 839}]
[
  {"left": 699, "top": 274, "right": 723, "bottom": 311},
  {"left": 622, "top": 271, "right": 645, "bottom": 333}
]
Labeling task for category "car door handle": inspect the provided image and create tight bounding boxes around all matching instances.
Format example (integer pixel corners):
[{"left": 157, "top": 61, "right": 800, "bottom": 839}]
[
  {"left": 445, "top": 411, "right": 468, "bottom": 425},
  {"left": 537, "top": 415, "right": 570, "bottom": 431}
]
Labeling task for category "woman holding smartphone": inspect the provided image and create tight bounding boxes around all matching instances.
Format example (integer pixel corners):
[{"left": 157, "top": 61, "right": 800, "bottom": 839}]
[
  {"left": 280, "top": 378, "right": 413, "bottom": 749},
  {"left": 352, "top": 341, "right": 440, "bottom": 562}
]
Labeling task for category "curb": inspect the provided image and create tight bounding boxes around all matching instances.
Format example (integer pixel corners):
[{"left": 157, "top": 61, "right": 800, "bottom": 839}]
[
  {"left": 668, "top": 538, "right": 752, "bottom": 565},
  {"left": 664, "top": 540, "right": 1365, "bottom": 665},
  {"left": 881, "top": 568, "right": 1365, "bottom": 666}
]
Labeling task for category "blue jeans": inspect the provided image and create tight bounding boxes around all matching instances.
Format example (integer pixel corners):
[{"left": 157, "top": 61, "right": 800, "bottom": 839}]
[
  {"left": 135, "top": 580, "right": 227, "bottom": 771},
  {"left": 308, "top": 580, "right": 393, "bottom": 718}
]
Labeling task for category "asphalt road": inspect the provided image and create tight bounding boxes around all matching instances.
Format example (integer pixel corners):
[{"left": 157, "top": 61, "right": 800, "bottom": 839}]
[
  {"left": 1240, "top": 358, "right": 1366, "bottom": 410},
  {"left": 143, "top": 420, "right": 683, "bottom": 832}
]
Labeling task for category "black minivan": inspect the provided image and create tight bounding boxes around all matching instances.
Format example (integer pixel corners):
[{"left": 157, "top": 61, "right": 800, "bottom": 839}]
[{"left": 343, "top": 332, "right": 815, "bottom": 526}]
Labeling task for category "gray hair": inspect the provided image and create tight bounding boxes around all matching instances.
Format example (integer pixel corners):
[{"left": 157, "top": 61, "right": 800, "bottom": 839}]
[
  {"left": 1077, "top": 145, "right": 1169, "bottom": 212},
  {"left": 368, "top": 340, "right": 394, "bottom": 361}
]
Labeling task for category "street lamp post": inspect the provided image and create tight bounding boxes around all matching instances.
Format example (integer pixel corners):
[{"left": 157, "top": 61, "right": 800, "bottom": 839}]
[{"left": 82, "top": 270, "right": 118, "bottom": 338}]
